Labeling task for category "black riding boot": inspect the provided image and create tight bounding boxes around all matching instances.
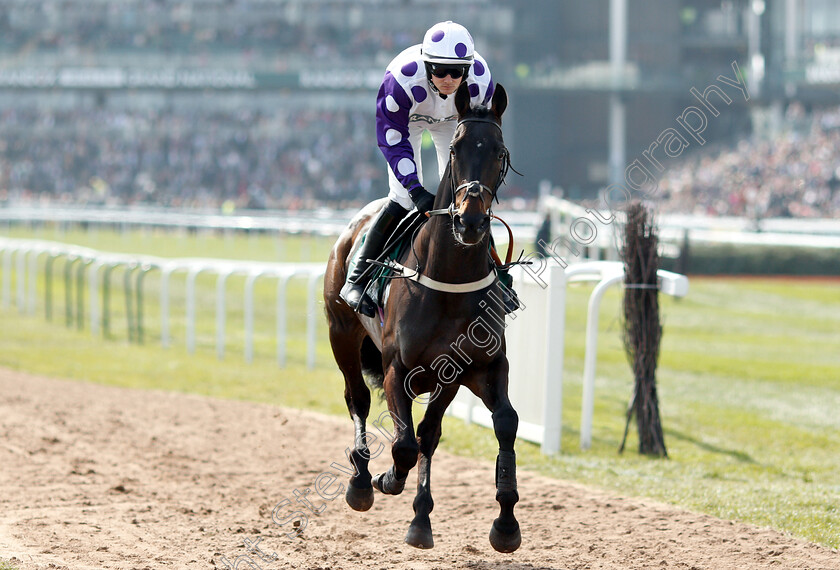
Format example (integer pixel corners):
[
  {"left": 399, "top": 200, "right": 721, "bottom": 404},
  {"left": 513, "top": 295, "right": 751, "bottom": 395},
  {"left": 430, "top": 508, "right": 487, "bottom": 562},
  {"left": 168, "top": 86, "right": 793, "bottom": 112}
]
[
  {"left": 497, "top": 267, "right": 521, "bottom": 314},
  {"left": 340, "top": 201, "right": 408, "bottom": 317}
]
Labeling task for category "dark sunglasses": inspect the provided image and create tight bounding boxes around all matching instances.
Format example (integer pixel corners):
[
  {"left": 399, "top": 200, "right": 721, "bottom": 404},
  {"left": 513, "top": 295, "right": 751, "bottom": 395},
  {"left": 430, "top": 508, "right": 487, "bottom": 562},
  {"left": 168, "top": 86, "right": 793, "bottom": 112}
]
[{"left": 429, "top": 64, "right": 469, "bottom": 79}]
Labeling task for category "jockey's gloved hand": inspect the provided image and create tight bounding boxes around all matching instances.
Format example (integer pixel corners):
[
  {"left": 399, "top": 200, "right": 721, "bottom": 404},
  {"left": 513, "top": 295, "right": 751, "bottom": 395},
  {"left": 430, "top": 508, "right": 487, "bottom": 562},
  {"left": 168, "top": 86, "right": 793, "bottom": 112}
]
[{"left": 408, "top": 185, "right": 435, "bottom": 214}]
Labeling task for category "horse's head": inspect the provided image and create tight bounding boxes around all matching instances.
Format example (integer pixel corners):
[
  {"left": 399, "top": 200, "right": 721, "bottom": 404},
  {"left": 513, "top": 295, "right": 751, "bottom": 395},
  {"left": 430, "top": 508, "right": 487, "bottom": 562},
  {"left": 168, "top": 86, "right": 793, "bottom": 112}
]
[{"left": 444, "top": 82, "right": 510, "bottom": 246}]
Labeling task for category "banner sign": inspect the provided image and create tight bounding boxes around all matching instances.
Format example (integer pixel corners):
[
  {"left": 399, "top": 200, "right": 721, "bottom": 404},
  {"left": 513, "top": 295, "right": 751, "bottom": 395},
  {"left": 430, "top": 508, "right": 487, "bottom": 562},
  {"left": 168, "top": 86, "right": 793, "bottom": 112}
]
[
  {"left": 805, "top": 47, "right": 840, "bottom": 85},
  {"left": 0, "top": 67, "right": 382, "bottom": 90}
]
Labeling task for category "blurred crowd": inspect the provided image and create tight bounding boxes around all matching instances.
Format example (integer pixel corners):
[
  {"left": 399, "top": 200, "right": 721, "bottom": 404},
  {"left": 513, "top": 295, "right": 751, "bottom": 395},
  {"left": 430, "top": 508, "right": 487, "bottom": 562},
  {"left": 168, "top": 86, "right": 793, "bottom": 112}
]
[
  {"left": 0, "top": 106, "right": 386, "bottom": 209},
  {"left": 657, "top": 104, "right": 840, "bottom": 219},
  {"left": 2, "top": 2, "right": 839, "bottom": 219},
  {"left": 0, "top": 1, "right": 433, "bottom": 68},
  {"left": 0, "top": 0, "right": 502, "bottom": 212},
  {"left": 3, "top": 102, "right": 840, "bottom": 217}
]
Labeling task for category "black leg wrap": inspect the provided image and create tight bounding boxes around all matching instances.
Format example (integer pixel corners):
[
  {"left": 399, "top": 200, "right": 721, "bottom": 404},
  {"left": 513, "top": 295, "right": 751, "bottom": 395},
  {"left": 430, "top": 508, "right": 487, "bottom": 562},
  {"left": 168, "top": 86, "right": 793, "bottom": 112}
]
[
  {"left": 371, "top": 465, "right": 407, "bottom": 495},
  {"left": 495, "top": 450, "right": 518, "bottom": 495},
  {"left": 490, "top": 449, "right": 521, "bottom": 552}
]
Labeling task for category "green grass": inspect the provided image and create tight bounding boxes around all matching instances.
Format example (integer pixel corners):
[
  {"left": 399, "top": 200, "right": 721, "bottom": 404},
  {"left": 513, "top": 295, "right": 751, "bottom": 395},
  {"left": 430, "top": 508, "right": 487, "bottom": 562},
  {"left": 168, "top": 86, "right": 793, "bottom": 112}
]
[
  {"left": 0, "top": 560, "right": 18, "bottom": 570},
  {"left": 1, "top": 225, "right": 839, "bottom": 550}
]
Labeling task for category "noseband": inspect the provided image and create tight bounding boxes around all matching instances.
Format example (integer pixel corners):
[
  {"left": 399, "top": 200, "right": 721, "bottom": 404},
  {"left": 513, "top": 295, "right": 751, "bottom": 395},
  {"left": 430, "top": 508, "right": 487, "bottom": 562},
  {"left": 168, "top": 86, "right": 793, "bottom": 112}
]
[{"left": 427, "top": 116, "right": 511, "bottom": 218}]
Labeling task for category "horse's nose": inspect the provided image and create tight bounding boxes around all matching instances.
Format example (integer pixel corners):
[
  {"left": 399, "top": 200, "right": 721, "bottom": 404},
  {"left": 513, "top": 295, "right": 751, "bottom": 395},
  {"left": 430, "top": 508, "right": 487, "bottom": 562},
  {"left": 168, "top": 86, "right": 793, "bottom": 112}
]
[{"left": 453, "top": 212, "right": 491, "bottom": 235}]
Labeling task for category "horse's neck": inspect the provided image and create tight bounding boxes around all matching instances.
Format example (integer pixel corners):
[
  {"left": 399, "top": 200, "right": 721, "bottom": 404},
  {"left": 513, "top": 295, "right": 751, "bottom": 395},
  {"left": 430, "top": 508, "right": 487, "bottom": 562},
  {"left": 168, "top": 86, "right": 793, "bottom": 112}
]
[{"left": 415, "top": 216, "right": 491, "bottom": 283}]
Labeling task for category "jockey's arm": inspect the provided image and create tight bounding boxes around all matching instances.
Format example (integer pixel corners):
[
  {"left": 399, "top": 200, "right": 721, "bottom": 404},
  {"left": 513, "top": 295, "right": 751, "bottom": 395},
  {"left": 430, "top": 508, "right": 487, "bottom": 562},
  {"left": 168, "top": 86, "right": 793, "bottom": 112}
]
[{"left": 375, "top": 74, "right": 422, "bottom": 194}]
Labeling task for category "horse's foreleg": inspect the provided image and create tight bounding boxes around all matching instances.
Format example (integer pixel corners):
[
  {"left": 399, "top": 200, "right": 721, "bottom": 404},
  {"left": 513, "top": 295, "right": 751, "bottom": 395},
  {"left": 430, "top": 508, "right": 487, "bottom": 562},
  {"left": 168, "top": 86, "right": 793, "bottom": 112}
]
[
  {"left": 489, "top": 402, "right": 521, "bottom": 552},
  {"left": 372, "top": 366, "right": 418, "bottom": 496},
  {"left": 405, "top": 385, "right": 458, "bottom": 550},
  {"left": 482, "top": 367, "right": 521, "bottom": 553}
]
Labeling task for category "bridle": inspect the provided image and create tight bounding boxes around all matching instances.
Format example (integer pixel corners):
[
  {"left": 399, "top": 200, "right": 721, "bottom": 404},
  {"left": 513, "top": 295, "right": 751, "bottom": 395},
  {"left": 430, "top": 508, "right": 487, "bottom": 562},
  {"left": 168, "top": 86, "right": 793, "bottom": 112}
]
[
  {"left": 426, "top": 116, "right": 513, "bottom": 219},
  {"left": 372, "top": 115, "right": 523, "bottom": 295}
]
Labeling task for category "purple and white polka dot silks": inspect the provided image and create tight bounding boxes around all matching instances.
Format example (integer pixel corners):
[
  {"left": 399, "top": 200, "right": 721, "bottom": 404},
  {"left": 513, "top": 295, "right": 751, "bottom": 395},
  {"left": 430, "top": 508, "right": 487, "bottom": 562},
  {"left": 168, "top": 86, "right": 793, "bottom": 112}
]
[{"left": 375, "top": 44, "right": 494, "bottom": 198}]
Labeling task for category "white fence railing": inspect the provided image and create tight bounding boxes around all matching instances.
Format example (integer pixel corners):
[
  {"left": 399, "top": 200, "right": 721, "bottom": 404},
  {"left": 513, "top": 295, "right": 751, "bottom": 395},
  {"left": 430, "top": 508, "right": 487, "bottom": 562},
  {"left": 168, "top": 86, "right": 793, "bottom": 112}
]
[
  {"left": 0, "top": 237, "right": 325, "bottom": 368},
  {"left": 445, "top": 261, "right": 689, "bottom": 455},
  {"left": 3, "top": 235, "right": 690, "bottom": 455},
  {"left": 0, "top": 206, "right": 353, "bottom": 237},
  {"left": 4, "top": 202, "right": 839, "bottom": 255},
  {"left": 539, "top": 195, "right": 840, "bottom": 258}
]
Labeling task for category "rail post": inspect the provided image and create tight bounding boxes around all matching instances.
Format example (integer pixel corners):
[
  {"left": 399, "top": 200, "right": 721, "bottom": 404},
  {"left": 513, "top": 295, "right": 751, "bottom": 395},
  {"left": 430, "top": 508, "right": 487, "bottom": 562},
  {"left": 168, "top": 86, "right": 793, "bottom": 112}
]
[
  {"left": 75, "top": 258, "right": 93, "bottom": 330},
  {"left": 216, "top": 270, "right": 233, "bottom": 360},
  {"left": 102, "top": 262, "right": 120, "bottom": 338},
  {"left": 135, "top": 263, "right": 157, "bottom": 345},
  {"left": 64, "top": 255, "right": 80, "bottom": 328},
  {"left": 276, "top": 275, "right": 290, "bottom": 367}
]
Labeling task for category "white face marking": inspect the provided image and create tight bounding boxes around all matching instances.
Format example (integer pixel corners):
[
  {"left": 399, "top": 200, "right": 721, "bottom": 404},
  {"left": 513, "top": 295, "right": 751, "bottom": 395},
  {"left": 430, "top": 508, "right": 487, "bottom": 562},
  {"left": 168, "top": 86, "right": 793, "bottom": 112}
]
[{"left": 477, "top": 142, "right": 483, "bottom": 148}]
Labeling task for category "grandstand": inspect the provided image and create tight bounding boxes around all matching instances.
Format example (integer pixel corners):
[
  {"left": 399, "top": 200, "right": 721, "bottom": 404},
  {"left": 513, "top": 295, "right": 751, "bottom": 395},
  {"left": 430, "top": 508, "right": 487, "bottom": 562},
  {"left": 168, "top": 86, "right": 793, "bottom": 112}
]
[
  {"left": 0, "top": 105, "right": 385, "bottom": 209},
  {"left": 0, "top": 0, "right": 515, "bottom": 209},
  {"left": 658, "top": 103, "right": 840, "bottom": 218},
  {"left": 0, "top": 0, "right": 839, "bottom": 222}
]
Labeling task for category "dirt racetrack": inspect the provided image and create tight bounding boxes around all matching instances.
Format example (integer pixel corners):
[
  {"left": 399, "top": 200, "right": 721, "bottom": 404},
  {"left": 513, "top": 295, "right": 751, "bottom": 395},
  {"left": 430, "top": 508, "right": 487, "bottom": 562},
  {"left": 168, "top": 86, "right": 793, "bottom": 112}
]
[{"left": 1, "top": 368, "right": 837, "bottom": 570}]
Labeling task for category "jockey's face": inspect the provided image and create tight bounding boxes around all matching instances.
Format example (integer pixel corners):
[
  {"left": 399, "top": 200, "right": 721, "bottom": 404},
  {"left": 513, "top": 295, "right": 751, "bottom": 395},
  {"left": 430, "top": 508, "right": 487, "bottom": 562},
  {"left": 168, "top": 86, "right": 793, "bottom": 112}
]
[
  {"left": 431, "top": 73, "right": 463, "bottom": 96},
  {"left": 427, "top": 64, "right": 469, "bottom": 96}
]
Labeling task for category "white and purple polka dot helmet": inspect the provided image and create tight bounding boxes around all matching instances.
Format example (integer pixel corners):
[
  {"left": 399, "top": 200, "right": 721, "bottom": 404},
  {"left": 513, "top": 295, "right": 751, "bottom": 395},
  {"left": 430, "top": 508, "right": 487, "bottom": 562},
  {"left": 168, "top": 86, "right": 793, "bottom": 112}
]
[{"left": 421, "top": 21, "right": 475, "bottom": 64}]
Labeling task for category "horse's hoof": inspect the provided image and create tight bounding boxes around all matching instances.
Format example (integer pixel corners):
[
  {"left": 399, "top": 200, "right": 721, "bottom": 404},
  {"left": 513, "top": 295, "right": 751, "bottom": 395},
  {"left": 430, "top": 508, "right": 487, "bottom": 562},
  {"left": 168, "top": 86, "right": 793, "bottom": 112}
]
[
  {"left": 405, "top": 523, "right": 434, "bottom": 549},
  {"left": 489, "top": 520, "right": 521, "bottom": 553},
  {"left": 345, "top": 483, "right": 374, "bottom": 512}
]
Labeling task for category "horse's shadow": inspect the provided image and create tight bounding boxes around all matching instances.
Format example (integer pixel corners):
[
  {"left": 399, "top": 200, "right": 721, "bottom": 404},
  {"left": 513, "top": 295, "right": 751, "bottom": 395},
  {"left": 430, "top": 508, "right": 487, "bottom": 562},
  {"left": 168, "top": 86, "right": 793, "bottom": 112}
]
[{"left": 466, "top": 562, "right": 566, "bottom": 570}]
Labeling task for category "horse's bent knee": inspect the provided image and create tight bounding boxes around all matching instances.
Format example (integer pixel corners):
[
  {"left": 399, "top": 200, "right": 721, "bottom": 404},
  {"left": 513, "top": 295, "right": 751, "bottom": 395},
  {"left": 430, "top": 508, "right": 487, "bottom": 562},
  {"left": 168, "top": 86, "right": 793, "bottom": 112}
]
[
  {"left": 392, "top": 440, "right": 420, "bottom": 473},
  {"left": 492, "top": 406, "right": 518, "bottom": 449}
]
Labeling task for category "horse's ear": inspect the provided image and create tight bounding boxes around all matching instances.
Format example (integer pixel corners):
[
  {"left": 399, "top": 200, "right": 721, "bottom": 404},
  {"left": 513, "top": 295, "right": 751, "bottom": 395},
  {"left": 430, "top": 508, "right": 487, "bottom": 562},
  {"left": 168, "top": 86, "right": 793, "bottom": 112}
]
[
  {"left": 455, "top": 82, "right": 471, "bottom": 118},
  {"left": 492, "top": 83, "right": 507, "bottom": 121}
]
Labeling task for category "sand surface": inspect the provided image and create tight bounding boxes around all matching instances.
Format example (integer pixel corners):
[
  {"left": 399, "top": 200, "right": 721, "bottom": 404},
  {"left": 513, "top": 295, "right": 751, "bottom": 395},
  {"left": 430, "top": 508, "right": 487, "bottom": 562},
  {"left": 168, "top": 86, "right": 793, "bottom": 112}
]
[{"left": 0, "top": 368, "right": 837, "bottom": 570}]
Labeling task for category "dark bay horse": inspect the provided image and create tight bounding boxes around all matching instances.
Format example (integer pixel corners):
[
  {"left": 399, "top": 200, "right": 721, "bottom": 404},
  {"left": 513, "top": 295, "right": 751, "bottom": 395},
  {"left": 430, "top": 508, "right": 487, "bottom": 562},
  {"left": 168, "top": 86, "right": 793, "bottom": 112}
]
[{"left": 323, "top": 83, "right": 520, "bottom": 553}]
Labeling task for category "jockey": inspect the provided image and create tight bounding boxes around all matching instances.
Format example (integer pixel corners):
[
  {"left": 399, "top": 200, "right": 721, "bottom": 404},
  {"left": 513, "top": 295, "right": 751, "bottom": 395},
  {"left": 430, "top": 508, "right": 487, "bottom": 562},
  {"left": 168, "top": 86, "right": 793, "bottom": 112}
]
[{"left": 340, "top": 20, "right": 520, "bottom": 317}]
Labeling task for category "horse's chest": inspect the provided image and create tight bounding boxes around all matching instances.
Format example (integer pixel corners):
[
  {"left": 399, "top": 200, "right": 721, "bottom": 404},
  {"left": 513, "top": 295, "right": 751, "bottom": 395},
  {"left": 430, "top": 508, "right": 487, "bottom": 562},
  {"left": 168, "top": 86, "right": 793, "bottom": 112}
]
[{"left": 396, "top": 309, "right": 504, "bottom": 370}]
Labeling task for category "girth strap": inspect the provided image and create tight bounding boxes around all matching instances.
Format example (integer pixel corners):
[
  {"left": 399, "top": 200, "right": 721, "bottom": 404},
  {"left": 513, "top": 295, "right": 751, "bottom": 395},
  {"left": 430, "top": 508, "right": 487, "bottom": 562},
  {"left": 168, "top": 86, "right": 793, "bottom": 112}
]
[{"left": 381, "top": 260, "right": 497, "bottom": 293}]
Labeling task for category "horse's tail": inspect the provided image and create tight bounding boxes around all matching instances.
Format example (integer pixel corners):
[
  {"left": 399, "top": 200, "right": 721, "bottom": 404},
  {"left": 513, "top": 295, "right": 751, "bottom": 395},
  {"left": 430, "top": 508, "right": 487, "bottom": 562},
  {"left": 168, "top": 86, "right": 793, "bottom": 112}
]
[{"left": 360, "top": 335, "right": 385, "bottom": 393}]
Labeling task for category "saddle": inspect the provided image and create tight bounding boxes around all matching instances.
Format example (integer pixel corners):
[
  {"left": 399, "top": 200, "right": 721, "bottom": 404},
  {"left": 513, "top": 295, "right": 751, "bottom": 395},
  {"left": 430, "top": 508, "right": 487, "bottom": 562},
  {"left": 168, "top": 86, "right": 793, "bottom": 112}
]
[
  {"left": 347, "top": 212, "right": 420, "bottom": 316},
  {"left": 349, "top": 212, "right": 515, "bottom": 318}
]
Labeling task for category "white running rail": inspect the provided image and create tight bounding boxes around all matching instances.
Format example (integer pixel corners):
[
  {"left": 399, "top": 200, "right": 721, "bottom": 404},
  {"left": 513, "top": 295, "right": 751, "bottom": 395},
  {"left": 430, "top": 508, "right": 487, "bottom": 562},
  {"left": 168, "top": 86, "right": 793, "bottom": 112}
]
[
  {"left": 445, "top": 260, "right": 688, "bottom": 455},
  {"left": 0, "top": 237, "right": 325, "bottom": 369}
]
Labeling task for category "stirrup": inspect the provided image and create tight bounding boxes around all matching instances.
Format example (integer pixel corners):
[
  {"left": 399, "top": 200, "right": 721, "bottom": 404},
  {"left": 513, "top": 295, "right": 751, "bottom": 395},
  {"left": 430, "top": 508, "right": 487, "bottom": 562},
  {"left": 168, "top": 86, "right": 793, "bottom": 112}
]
[{"left": 340, "top": 281, "right": 377, "bottom": 317}]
